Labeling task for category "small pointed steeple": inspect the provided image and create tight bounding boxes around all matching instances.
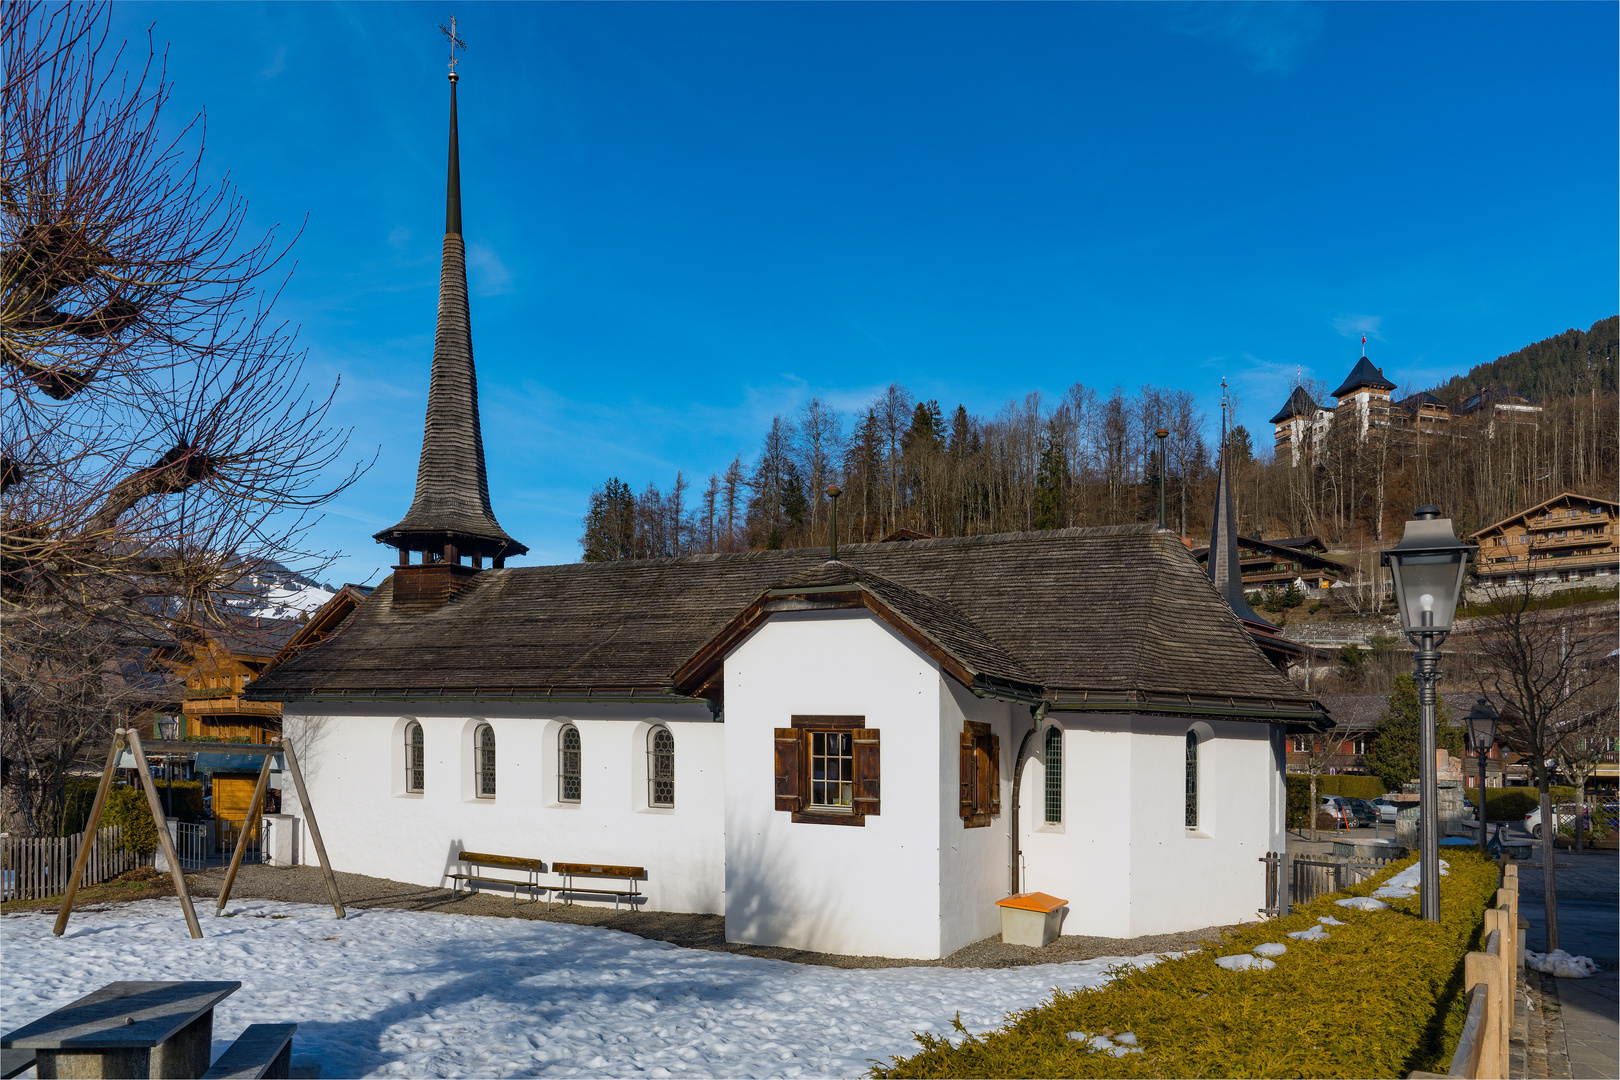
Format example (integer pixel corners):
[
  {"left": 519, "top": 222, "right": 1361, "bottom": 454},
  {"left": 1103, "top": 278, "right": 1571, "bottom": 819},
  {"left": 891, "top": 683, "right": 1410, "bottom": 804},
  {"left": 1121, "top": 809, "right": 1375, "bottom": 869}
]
[
  {"left": 1208, "top": 381, "right": 1271, "bottom": 628},
  {"left": 374, "top": 45, "right": 526, "bottom": 569}
]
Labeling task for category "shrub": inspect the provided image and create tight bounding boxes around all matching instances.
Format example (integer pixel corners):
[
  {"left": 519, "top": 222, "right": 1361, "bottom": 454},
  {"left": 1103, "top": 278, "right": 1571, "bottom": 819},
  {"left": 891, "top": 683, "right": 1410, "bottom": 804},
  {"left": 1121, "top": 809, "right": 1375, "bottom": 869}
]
[
  {"left": 59, "top": 778, "right": 101, "bottom": 836},
  {"left": 103, "top": 786, "right": 159, "bottom": 856},
  {"left": 1463, "top": 786, "right": 1576, "bottom": 822},
  {"left": 1309, "top": 601, "right": 1325, "bottom": 614},
  {"left": 871, "top": 851, "right": 1503, "bottom": 1079}
]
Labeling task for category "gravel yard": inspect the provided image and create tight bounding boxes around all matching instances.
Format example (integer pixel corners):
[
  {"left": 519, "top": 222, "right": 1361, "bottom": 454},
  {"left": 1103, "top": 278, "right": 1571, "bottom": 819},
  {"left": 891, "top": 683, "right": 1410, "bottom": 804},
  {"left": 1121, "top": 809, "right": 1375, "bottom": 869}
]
[{"left": 174, "top": 864, "right": 1235, "bottom": 970}]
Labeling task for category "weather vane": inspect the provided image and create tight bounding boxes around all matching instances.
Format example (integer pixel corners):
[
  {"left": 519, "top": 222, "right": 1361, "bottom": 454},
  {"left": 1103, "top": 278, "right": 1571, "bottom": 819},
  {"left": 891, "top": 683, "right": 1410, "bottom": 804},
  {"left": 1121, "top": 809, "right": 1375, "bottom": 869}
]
[{"left": 440, "top": 16, "right": 465, "bottom": 78}]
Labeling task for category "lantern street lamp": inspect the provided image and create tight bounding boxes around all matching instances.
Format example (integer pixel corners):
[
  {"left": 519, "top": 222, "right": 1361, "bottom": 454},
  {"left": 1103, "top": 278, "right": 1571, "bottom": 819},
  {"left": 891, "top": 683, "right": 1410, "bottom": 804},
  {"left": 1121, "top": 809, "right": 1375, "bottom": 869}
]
[
  {"left": 1464, "top": 698, "right": 1500, "bottom": 855},
  {"left": 1381, "top": 505, "right": 1476, "bottom": 922}
]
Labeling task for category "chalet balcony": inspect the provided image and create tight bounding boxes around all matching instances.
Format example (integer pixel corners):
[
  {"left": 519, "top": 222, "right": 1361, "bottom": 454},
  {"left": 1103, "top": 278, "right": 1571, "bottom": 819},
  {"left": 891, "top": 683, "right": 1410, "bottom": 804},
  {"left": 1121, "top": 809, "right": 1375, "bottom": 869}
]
[
  {"left": 181, "top": 694, "right": 281, "bottom": 719},
  {"left": 1529, "top": 530, "right": 1611, "bottom": 551},
  {"left": 1526, "top": 514, "right": 1611, "bottom": 533}
]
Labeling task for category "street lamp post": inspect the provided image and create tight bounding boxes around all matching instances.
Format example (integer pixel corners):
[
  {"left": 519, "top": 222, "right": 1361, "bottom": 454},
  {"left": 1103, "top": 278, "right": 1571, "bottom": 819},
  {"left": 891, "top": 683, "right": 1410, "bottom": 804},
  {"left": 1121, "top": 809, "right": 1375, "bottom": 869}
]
[
  {"left": 1464, "top": 698, "right": 1501, "bottom": 855},
  {"left": 1381, "top": 505, "right": 1476, "bottom": 923}
]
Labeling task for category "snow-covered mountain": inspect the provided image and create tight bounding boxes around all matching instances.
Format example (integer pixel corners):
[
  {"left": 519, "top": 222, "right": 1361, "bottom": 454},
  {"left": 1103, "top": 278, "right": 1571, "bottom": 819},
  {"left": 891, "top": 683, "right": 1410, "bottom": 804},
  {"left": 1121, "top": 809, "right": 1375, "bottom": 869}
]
[{"left": 229, "top": 563, "right": 338, "bottom": 620}]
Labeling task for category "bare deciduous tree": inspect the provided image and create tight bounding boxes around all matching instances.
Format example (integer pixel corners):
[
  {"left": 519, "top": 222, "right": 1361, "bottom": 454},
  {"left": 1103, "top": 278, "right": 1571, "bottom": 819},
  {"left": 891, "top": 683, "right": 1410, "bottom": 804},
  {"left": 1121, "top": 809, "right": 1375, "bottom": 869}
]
[{"left": 1, "top": 2, "right": 365, "bottom": 834}]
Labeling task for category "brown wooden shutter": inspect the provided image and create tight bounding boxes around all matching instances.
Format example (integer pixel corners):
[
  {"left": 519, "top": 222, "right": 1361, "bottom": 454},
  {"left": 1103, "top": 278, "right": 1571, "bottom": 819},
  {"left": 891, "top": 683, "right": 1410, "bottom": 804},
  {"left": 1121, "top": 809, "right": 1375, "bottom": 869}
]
[
  {"left": 989, "top": 733, "right": 1002, "bottom": 816},
  {"left": 959, "top": 731, "right": 975, "bottom": 818},
  {"left": 774, "top": 728, "right": 802, "bottom": 812},
  {"left": 852, "top": 728, "right": 881, "bottom": 816}
]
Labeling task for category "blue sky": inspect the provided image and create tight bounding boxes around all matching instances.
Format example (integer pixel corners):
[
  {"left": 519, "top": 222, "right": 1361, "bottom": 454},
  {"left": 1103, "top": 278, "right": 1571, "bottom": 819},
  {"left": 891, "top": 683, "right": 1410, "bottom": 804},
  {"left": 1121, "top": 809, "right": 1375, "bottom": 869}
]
[{"left": 114, "top": 2, "right": 1617, "bottom": 583}]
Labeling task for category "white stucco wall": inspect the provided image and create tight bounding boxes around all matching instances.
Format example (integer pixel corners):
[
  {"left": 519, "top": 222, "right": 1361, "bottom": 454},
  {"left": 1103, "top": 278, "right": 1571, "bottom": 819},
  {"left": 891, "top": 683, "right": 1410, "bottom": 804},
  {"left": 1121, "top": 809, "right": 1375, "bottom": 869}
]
[
  {"left": 277, "top": 700, "right": 724, "bottom": 913},
  {"left": 1018, "top": 714, "right": 1288, "bottom": 939},
  {"left": 937, "top": 680, "right": 1021, "bottom": 957}
]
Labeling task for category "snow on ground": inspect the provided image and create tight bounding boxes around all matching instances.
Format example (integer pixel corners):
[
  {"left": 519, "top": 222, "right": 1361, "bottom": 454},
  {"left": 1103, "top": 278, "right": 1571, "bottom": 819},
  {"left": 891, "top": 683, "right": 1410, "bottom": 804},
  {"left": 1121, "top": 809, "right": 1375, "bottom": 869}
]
[
  {"left": 3, "top": 900, "right": 1168, "bottom": 1078},
  {"left": 1525, "top": 949, "right": 1601, "bottom": 979}
]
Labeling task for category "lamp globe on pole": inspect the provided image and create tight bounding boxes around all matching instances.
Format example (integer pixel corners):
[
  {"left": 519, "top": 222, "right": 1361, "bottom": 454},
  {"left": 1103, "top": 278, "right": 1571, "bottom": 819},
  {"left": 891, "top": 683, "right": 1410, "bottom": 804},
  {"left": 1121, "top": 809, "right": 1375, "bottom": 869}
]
[
  {"left": 1464, "top": 698, "right": 1500, "bottom": 854},
  {"left": 1380, "top": 504, "right": 1476, "bottom": 923}
]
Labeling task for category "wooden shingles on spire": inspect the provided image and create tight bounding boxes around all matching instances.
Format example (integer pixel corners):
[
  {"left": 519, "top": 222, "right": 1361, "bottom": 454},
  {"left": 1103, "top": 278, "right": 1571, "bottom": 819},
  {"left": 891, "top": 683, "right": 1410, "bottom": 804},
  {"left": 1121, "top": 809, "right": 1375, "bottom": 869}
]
[{"left": 373, "top": 61, "right": 524, "bottom": 568}]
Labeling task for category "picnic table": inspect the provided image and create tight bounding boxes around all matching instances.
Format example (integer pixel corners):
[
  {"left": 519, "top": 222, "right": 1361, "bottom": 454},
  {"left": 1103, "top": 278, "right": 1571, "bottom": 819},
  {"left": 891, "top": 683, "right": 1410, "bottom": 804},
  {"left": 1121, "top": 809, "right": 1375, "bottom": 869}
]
[{"left": 1, "top": 980, "right": 240, "bottom": 1079}]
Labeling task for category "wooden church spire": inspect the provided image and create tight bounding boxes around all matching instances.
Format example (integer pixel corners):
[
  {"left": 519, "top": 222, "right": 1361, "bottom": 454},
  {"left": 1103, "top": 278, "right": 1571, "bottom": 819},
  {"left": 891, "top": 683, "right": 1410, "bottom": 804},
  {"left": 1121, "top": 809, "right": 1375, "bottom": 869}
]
[{"left": 374, "top": 37, "right": 526, "bottom": 569}]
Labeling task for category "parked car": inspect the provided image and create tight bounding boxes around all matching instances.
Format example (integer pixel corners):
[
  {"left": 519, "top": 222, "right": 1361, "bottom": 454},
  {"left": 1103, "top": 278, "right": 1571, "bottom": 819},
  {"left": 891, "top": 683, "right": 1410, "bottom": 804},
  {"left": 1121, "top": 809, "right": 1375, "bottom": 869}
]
[
  {"left": 1525, "top": 803, "right": 1593, "bottom": 839},
  {"left": 1343, "top": 797, "right": 1378, "bottom": 828},
  {"left": 1318, "top": 796, "right": 1353, "bottom": 829},
  {"left": 1371, "top": 796, "right": 1403, "bottom": 823}
]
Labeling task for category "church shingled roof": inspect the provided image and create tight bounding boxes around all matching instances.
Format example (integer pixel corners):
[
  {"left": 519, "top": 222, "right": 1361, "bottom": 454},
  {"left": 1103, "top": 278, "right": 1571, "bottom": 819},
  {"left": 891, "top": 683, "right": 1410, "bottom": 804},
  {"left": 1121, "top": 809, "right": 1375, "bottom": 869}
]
[
  {"left": 1268, "top": 385, "right": 1321, "bottom": 425},
  {"left": 373, "top": 71, "right": 525, "bottom": 563},
  {"left": 1330, "top": 357, "right": 1397, "bottom": 399},
  {"left": 246, "top": 526, "right": 1325, "bottom": 722}
]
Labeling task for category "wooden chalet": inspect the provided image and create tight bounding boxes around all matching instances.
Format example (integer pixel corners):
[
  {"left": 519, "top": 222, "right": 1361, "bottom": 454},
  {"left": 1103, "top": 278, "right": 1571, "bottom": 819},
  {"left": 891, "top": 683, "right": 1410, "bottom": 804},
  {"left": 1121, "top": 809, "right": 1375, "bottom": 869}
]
[
  {"left": 1469, "top": 492, "right": 1619, "bottom": 587},
  {"left": 154, "top": 619, "right": 301, "bottom": 743},
  {"left": 1191, "top": 534, "right": 1350, "bottom": 590}
]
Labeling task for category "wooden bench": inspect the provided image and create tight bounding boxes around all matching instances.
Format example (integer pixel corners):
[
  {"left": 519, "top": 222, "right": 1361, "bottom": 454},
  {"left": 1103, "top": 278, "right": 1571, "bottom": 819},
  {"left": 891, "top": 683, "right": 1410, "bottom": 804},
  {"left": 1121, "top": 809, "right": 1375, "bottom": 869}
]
[
  {"left": 447, "top": 852, "right": 547, "bottom": 905},
  {"left": 201, "top": 1023, "right": 297, "bottom": 1079},
  {"left": 551, "top": 862, "right": 646, "bottom": 913}
]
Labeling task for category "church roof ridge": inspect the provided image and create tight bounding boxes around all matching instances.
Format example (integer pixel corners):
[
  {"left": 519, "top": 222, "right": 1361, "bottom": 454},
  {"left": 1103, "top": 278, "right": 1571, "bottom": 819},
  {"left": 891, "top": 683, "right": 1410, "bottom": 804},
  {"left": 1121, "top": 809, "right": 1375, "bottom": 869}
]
[{"left": 373, "top": 66, "right": 525, "bottom": 563}]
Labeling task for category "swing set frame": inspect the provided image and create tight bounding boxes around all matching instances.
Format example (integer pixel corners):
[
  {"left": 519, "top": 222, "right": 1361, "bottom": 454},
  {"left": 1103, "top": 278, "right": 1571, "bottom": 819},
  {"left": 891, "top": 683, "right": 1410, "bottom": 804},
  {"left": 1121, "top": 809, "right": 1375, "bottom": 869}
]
[{"left": 51, "top": 727, "right": 345, "bottom": 939}]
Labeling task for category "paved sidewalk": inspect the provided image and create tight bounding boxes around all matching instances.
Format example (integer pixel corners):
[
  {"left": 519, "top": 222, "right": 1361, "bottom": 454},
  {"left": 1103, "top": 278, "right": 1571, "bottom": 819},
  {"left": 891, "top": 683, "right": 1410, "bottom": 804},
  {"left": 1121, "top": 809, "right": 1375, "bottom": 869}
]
[{"left": 1518, "top": 849, "right": 1619, "bottom": 1080}]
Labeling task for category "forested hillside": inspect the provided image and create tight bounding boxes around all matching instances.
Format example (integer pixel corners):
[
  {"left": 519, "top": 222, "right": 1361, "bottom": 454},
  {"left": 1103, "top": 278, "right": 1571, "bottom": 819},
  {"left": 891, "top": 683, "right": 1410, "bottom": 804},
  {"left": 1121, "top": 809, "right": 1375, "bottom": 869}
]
[
  {"left": 578, "top": 322, "right": 1619, "bottom": 562},
  {"left": 1428, "top": 316, "right": 1616, "bottom": 403}
]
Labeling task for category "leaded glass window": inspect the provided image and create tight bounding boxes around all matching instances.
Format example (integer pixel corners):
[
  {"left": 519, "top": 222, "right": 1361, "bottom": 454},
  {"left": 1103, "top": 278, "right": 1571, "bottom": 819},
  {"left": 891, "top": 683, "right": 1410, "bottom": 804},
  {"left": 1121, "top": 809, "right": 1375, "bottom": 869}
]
[
  {"left": 405, "top": 721, "right": 424, "bottom": 793},
  {"left": 649, "top": 727, "right": 674, "bottom": 807},
  {"left": 475, "top": 723, "right": 496, "bottom": 798},
  {"left": 1185, "top": 729, "right": 1199, "bottom": 829},
  {"left": 1043, "top": 726, "right": 1062, "bottom": 824},
  {"left": 560, "top": 725, "right": 581, "bottom": 802},
  {"left": 809, "top": 730, "right": 853, "bottom": 811}
]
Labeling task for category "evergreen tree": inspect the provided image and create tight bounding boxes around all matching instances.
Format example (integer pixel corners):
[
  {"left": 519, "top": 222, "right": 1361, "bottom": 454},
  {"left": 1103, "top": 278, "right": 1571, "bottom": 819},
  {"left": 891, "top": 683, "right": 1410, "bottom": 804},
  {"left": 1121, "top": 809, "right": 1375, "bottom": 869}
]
[
  {"left": 579, "top": 478, "right": 635, "bottom": 562},
  {"left": 1032, "top": 418, "right": 1067, "bottom": 530},
  {"left": 1363, "top": 673, "right": 1464, "bottom": 791}
]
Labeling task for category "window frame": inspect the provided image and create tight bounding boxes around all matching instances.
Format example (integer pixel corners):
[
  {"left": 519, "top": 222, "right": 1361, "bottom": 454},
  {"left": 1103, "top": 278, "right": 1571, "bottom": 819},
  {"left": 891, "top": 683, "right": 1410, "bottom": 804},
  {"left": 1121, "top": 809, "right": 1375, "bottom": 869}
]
[
  {"left": 648, "top": 726, "right": 675, "bottom": 808},
  {"left": 1042, "top": 726, "right": 1062, "bottom": 825},
  {"left": 405, "top": 721, "right": 424, "bottom": 794},
  {"left": 775, "top": 715, "right": 879, "bottom": 826},
  {"left": 474, "top": 722, "right": 496, "bottom": 799},
  {"left": 1185, "top": 729, "right": 1199, "bottom": 830},
  {"left": 959, "top": 720, "right": 1001, "bottom": 828},
  {"left": 559, "top": 724, "right": 582, "bottom": 803}
]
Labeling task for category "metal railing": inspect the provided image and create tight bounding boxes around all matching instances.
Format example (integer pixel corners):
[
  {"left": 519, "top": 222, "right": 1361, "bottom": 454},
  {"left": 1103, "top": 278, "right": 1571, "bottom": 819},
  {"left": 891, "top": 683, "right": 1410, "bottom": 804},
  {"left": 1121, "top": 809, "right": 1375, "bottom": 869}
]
[
  {"left": 1259, "top": 850, "right": 1392, "bottom": 915},
  {"left": 174, "top": 822, "right": 209, "bottom": 872},
  {"left": 216, "top": 818, "right": 265, "bottom": 865}
]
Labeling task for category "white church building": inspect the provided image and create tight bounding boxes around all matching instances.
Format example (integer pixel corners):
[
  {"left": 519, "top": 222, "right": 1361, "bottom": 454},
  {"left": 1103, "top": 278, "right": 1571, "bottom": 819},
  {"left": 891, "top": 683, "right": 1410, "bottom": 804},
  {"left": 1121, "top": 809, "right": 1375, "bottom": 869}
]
[{"left": 247, "top": 66, "right": 1330, "bottom": 962}]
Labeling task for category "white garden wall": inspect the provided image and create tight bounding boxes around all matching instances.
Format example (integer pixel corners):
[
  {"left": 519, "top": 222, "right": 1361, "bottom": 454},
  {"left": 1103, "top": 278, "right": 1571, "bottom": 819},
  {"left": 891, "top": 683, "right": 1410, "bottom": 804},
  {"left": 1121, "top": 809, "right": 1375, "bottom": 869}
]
[{"left": 278, "top": 700, "right": 724, "bottom": 913}]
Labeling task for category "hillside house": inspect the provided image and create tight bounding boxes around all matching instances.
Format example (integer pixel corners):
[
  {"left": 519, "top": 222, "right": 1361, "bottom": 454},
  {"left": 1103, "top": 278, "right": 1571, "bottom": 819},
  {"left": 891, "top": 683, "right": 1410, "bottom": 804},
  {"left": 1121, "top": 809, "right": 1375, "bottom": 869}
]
[
  {"left": 245, "top": 69, "right": 1329, "bottom": 960},
  {"left": 1190, "top": 534, "right": 1350, "bottom": 591},
  {"left": 1469, "top": 492, "right": 1619, "bottom": 589}
]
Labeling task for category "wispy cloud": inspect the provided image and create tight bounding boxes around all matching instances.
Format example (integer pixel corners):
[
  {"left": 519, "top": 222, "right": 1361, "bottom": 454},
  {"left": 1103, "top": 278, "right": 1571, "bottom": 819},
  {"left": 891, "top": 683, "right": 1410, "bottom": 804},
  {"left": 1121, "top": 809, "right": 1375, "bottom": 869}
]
[
  {"left": 466, "top": 242, "right": 513, "bottom": 296},
  {"left": 1332, "top": 313, "right": 1383, "bottom": 342},
  {"left": 259, "top": 46, "right": 286, "bottom": 80},
  {"left": 1163, "top": 2, "right": 1326, "bottom": 76}
]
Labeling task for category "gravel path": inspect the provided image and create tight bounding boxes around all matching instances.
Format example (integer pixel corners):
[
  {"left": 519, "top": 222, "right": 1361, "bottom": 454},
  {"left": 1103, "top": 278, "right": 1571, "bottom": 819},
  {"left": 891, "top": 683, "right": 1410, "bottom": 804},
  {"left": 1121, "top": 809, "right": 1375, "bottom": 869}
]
[{"left": 178, "top": 864, "right": 1236, "bottom": 970}]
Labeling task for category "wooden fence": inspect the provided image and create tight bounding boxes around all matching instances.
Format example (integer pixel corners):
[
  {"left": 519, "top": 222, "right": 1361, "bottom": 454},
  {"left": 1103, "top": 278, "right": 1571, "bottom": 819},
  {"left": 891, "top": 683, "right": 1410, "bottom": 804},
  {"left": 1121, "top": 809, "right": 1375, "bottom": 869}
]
[
  {"left": 1259, "top": 850, "right": 1393, "bottom": 916},
  {"left": 1411, "top": 862, "right": 1520, "bottom": 1080},
  {"left": 0, "top": 826, "right": 143, "bottom": 903}
]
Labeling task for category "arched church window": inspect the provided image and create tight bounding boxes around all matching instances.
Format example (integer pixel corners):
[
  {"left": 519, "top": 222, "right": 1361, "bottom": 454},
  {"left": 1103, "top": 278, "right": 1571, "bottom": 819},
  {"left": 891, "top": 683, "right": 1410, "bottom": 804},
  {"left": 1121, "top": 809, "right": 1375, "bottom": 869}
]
[
  {"left": 1185, "top": 729, "right": 1199, "bottom": 829},
  {"left": 560, "top": 725, "right": 581, "bottom": 803},
  {"left": 405, "top": 721, "right": 424, "bottom": 794},
  {"left": 475, "top": 723, "right": 496, "bottom": 798},
  {"left": 1043, "top": 726, "right": 1062, "bottom": 825},
  {"left": 648, "top": 727, "right": 674, "bottom": 808}
]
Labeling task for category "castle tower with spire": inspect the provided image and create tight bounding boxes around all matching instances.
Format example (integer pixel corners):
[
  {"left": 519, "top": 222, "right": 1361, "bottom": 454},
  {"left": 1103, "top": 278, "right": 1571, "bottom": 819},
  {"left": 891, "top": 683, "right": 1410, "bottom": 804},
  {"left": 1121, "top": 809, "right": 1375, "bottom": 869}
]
[{"left": 374, "top": 49, "right": 526, "bottom": 578}]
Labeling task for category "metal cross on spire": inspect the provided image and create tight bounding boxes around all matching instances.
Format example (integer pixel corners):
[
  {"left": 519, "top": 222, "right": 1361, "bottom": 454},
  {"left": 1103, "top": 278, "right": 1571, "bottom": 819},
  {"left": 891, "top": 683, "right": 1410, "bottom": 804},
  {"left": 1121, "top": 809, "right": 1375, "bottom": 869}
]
[{"left": 440, "top": 16, "right": 466, "bottom": 79}]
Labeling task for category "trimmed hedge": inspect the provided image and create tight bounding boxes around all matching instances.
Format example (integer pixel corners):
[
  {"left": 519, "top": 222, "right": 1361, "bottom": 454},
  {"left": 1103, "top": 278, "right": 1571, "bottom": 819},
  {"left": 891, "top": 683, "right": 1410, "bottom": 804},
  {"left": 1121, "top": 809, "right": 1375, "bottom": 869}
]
[
  {"left": 104, "top": 787, "right": 159, "bottom": 856},
  {"left": 1463, "top": 786, "right": 1576, "bottom": 822},
  {"left": 62, "top": 779, "right": 207, "bottom": 834},
  {"left": 1286, "top": 775, "right": 1387, "bottom": 826},
  {"left": 871, "top": 850, "right": 1502, "bottom": 1079}
]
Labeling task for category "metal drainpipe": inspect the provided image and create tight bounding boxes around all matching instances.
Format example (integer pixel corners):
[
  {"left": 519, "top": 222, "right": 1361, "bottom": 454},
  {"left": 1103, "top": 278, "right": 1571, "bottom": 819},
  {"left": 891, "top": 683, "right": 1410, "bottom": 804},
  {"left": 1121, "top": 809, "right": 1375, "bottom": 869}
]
[{"left": 1009, "top": 701, "right": 1049, "bottom": 895}]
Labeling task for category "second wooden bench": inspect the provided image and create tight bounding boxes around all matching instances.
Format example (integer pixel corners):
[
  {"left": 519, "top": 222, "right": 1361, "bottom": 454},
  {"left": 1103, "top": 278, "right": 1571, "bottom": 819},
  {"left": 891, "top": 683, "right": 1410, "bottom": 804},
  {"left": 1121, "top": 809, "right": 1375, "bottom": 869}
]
[{"left": 551, "top": 863, "right": 646, "bottom": 913}]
